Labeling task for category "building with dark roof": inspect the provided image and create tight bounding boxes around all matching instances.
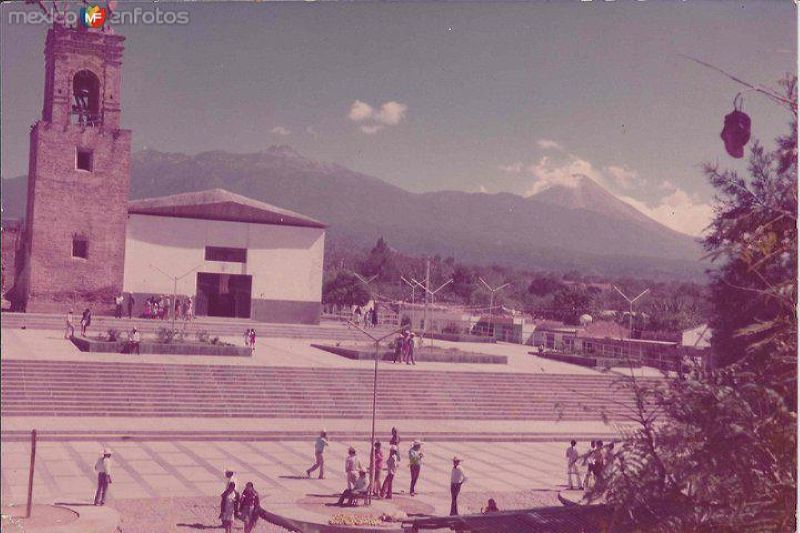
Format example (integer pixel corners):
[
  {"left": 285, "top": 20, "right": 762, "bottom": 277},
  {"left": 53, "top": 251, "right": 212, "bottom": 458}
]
[{"left": 124, "top": 189, "right": 326, "bottom": 323}]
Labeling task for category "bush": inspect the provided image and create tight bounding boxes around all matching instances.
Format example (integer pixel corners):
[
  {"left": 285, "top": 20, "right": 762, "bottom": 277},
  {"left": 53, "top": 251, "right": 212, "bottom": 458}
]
[
  {"left": 195, "top": 330, "right": 210, "bottom": 343},
  {"left": 156, "top": 327, "right": 175, "bottom": 344},
  {"left": 106, "top": 328, "right": 121, "bottom": 342},
  {"left": 400, "top": 315, "right": 412, "bottom": 327}
]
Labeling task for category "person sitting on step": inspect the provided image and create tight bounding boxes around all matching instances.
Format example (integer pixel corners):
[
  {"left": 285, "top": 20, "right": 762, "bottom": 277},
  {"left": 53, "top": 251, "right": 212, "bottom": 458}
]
[{"left": 336, "top": 469, "right": 368, "bottom": 506}]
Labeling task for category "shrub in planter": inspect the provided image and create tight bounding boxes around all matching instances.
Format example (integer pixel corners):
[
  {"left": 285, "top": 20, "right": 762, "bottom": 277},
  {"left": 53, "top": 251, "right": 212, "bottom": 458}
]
[
  {"left": 156, "top": 327, "right": 175, "bottom": 344},
  {"left": 196, "top": 330, "right": 210, "bottom": 343},
  {"left": 106, "top": 328, "right": 121, "bottom": 342}
]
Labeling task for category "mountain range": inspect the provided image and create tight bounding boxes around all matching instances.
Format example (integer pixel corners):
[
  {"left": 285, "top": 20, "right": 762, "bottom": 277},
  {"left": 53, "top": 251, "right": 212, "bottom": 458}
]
[{"left": 0, "top": 145, "right": 706, "bottom": 279}]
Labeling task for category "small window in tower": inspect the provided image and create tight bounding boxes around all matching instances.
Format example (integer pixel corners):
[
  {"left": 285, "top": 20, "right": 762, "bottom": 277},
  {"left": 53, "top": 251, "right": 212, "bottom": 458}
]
[
  {"left": 72, "top": 237, "right": 88, "bottom": 259},
  {"left": 76, "top": 149, "right": 93, "bottom": 172}
]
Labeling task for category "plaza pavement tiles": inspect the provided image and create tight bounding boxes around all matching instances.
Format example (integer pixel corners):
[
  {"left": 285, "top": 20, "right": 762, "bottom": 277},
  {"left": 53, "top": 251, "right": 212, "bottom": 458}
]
[{"left": 1, "top": 438, "right": 588, "bottom": 527}]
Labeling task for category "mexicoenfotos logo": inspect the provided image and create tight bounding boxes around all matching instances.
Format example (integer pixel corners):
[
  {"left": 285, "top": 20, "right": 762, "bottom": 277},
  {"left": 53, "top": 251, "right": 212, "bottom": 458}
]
[{"left": 80, "top": 5, "right": 107, "bottom": 28}]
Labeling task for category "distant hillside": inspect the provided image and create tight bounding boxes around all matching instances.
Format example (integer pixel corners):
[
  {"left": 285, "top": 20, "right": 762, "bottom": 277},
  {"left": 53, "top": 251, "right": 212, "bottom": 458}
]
[{"left": 0, "top": 146, "right": 706, "bottom": 279}]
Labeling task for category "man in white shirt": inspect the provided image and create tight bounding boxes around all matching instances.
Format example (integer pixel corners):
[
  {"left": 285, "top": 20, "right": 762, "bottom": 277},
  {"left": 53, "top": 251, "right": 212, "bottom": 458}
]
[
  {"left": 114, "top": 295, "right": 124, "bottom": 318},
  {"left": 566, "top": 439, "right": 582, "bottom": 490},
  {"left": 93, "top": 449, "right": 112, "bottom": 505},
  {"left": 306, "top": 430, "right": 329, "bottom": 479},
  {"left": 128, "top": 328, "right": 141, "bottom": 354},
  {"left": 450, "top": 456, "right": 467, "bottom": 515}
]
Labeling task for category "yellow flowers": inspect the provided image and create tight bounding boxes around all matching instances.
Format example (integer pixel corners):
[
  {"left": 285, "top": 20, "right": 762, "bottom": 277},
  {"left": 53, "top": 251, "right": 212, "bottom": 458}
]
[{"left": 328, "top": 512, "right": 383, "bottom": 526}]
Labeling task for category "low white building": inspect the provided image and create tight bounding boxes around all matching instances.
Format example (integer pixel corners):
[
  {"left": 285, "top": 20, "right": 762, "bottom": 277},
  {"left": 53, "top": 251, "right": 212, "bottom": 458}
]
[{"left": 123, "top": 189, "right": 326, "bottom": 324}]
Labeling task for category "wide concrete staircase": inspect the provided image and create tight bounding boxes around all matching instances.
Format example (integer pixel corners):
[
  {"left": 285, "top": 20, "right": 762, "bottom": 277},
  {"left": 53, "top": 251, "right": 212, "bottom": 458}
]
[
  {"left": 1, "top": 359, "right": 653, "bottom": 422},
  {"left": 0, "top": 312, "right": 393, "bottom": 341}
]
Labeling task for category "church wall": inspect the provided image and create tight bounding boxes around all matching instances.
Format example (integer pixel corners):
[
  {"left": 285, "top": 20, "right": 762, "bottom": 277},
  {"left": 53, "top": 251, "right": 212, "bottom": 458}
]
[{"left": 123, "top": 214, "right": 324, "bottom": 323}]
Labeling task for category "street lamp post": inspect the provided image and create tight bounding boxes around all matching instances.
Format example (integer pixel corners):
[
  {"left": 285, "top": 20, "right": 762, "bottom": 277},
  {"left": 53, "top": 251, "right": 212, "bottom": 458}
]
[
  {"left": 478, "top": 278, "right": 510, "bottom": 340},
  {"left": 612, "top": 286, "right": 650, "bottom": 339},
  {"left": 347, "top": 321, "right": 406, "bottom": 505},
  {"left": 411, "top": 266, "right": 452, "bottom": 348},
  {"left": 613, "top": 286, "right": 650, "bottom": 364},
  {"left": 148, "top": 263, "right": 203, "bottom": 333}
]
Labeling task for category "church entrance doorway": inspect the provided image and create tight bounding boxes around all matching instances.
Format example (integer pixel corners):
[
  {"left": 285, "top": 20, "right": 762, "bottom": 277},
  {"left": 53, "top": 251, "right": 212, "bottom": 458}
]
[{"left": 195, "top": 273, "right": 252, "bottom": 319}]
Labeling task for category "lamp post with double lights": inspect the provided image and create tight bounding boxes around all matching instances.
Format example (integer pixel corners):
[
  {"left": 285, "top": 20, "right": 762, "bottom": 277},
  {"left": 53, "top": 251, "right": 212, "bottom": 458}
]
[
  {"left": 148, "top": 263, "right": 203, "bottom": 333},
  {"left": 347, "top": 321, "right": 406, "bottom": 505},
  {"left": 478, "top": 277, "right": 510, "bottom": 340}
]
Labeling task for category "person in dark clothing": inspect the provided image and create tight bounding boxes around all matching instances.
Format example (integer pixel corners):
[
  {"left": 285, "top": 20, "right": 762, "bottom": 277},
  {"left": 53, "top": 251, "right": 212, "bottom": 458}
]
[
  {"left": 239, "top": 482, "right": 261, "bottom": 533},
  {"left": 393, "top": 334, "right": 404, "bottom": 364},
  {"left": 80, "top": 308, "right": 92, "bottom": 337},
  {"left": 127, "top": 293, "right": 135, "bottom": 319},
  {"left": 371, "top": 306, "right": 379, "bottom": 327}
]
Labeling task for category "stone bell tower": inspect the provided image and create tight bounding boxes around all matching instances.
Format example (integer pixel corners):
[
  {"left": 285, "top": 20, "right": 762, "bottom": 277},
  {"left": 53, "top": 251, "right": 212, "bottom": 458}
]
[{"left": 18, "top": 22, "right": 131, "bottom": 312}]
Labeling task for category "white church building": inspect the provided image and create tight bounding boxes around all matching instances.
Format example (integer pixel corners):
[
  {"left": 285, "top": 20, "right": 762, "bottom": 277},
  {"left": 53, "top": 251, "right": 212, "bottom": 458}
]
[{"left": 124, "top": 189, "right": 326, "bottom": 324}]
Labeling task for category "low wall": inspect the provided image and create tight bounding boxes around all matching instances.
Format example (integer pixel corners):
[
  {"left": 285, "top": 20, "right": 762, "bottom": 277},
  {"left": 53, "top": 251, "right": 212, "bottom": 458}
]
[
  {"left": 426, "top": 332, "right": 496, "bottom": 343},
  {"left": 71, "top": 337, "right": 251, "bottom": 357},
  {"left": 531, "top": 351, "right": 598, "bottom": 368},
  {"left": 312, "top": 344, "right": 507, "bottom": 364}
]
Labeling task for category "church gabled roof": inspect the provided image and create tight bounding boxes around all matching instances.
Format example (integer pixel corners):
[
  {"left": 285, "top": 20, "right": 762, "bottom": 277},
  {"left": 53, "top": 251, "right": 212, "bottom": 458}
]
[{"left": 127, "top": 189, "right": 327, "bottom": 229}]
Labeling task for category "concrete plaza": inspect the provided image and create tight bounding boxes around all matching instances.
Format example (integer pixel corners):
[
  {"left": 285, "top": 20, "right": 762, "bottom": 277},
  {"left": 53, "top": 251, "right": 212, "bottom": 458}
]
[{"left": 1, "top": 436, "right": 594, "bottom": 529}]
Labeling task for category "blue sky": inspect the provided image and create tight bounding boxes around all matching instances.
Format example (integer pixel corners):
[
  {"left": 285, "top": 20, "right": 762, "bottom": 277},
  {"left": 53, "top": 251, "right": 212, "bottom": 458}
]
[{"left": 1, "top": 1, "right": 796, "bottom": 236}]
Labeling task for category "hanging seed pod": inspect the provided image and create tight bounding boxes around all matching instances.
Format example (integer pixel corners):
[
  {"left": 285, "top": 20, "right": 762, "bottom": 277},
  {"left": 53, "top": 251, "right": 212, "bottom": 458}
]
[{"left": 720, "top": 93, "right": 751, "bottom": 158}]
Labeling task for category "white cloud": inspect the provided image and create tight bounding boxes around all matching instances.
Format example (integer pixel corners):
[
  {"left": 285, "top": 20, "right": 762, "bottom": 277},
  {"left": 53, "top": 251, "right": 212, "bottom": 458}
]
[
  {"left": 348, "top": 100, "right": 374, "bottom": 122},
  {"left": 348, "top": 99, "right": 408, "bottom": 134},
  {"left": 375, "top": 101, "right": 407, "bottom": 125},
  {"left": 619, "top": 189, "right": 713, "bottom": 236},
  {"left": 499, "top": 162, "right": 525, "bottom": 174},
  {"left": 524, "top": 154, "right": 604, "bottom": 196},
  {"left": 270, "top": 126, "right": 291, "bottom": 136},
  {"left": 360, "top": 124, "right": 383, "bottom": 135},
  {"left": 604, "top": 165, "right": 639, "bottom": 189},
  {"left": 536, "top": 139, "right": 564, "bottom": 151}
]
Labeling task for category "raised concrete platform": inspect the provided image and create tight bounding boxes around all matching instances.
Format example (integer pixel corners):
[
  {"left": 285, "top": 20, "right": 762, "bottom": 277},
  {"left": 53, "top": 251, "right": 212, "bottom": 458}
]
[{"left": 312, "top": 343, "right": 508, "bottom": 364}]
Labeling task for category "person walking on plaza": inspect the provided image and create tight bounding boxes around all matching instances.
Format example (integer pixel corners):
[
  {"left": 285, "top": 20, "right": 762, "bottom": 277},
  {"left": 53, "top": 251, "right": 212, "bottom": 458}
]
[
  {"left": 306, "top": 430, "right": 329, "bottom": 479},
  {"left": 408, "top": 440, "right": 424, "bottom": 495},
  {"left": 114, "top": 294, "right": 124, "bottom": 319},
  {"left": 381, "top": 444, "right": 400, "bottom": 499},
  {"left": 345, "top": 446, "right": 360, "bottom": 490},
  {"left": 248, "top": 328, "right": 256, "bottom": 353},
  {"left": 566, "top": 440, "right": 583, "bottom": 490},
  {"left": 219, "top": 481, "right": 239, "bottom": 533},
  {"left": 371, "top": 305, "right": 379, "bottom": 327},
  {"left": 239, "top": 481, "right": 261, "bottom": 533},
  {"left": 400, "top": 331, "right": 410, "bottom": 363},
  {"left": 371, "top": 441, "right": 384, "bottom": 497},
  {"left": 390, "top": 427, "right": 400, "bottom": 448},
  {"left": 406, "top": 332, "right": 416, "bottom": 365},
  {"left": 65, "top": 309, "right": 75, "bottom": 339},
  {"left": 93, "top": 448, "right": 112, "bottom": 505},
  {"left": 393, "top": 333, "right": 404, "bottom": 364},
  {"left": 186, "top": 297, "right": 194, "bottom": 321},
  {"left": 80, "top": 308, "right": 92, "bottom": 337},
  {"left": 127, "top": 293, "right": 135, "bottom": 319},
  {"left": 450, "top": 456, "right": 467, "bottom": 515}
]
